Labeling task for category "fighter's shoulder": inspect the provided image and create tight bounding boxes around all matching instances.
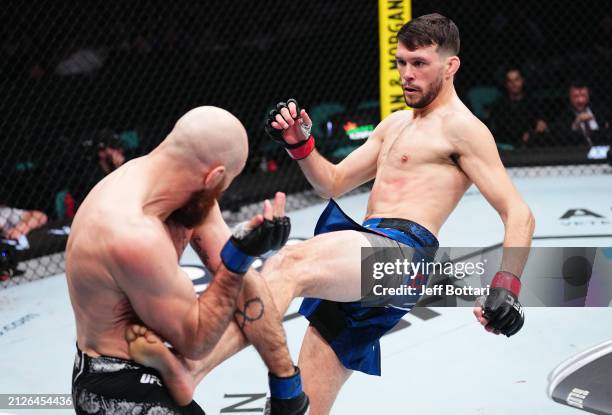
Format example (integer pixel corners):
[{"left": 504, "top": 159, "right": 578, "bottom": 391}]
[
  {"left": 374, "top": 110, "right": 412, "bottom": 138},
  {"left": 110, "top": 216, "right": 173, "bottom": 272},
  {"left": 380, "top": 109, "right": 412, "bottom": 127},
  {"left": 441, "top": 110, "right": 491, "bottom": 142}
]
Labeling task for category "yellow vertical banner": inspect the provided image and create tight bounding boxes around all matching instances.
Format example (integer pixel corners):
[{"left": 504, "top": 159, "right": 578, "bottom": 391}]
[{"left": 379, "top": 0, "right": 411, "bottom": 120}]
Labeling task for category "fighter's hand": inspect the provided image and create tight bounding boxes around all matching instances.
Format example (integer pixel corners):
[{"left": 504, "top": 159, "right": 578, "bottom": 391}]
[
  {"left": 220, "top": 192, "right": 290, "bottom": 274},
  {"left": 265, "top": 99, "right": 313, "bottom": 146},
  {"left": 473, "top": 271, "right": 524, "bottom": 337}
]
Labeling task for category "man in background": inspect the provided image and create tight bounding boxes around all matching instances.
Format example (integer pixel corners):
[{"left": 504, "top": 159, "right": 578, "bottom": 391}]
[
  {"left": 552, "top": 80, "right": 611, "bottom": 146},
  {"left": 489, "top": 67, "right": 548, "bottom": 147}
]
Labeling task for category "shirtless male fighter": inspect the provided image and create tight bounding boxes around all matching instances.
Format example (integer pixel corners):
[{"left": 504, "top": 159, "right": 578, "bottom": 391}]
[
  {"left": 66, "top": 106, "right": 309, "bottom": 414},
  {"left": 126, "top": 14, "right": 535, "bottom": 414}
]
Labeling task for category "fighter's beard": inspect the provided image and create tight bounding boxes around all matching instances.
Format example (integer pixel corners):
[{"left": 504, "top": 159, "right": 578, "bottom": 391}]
[
  {"left": 405, "top": 74, "right": 444, "bottom": 109},
  {"left": 168, "top": 182, "right": 224, "bottom": 229}
]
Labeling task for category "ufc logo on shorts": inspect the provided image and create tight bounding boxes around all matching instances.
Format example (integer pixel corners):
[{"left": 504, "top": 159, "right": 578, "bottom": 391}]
[
  {"left": 140, "top": 373, "right": 162, "bottom": 387},
  {"left": 566, "top": 388, "right": 590, "bottom": 409}
]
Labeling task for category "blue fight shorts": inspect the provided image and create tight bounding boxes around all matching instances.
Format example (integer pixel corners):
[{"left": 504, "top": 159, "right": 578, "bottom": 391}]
[{"left": 299, "top": 199, "right": 439, "bottom": 376}]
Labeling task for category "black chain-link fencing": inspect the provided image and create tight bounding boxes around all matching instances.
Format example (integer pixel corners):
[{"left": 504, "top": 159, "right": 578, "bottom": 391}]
[
  {"left": 422, "top": 0, "right": 612, "bottom": 175},
  {"left": 1, "top": 0, "right": 611, "bottom": 284}
]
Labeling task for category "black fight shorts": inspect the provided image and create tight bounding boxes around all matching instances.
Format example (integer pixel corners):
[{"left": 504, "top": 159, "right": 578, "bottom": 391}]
[{"left": 72, "top": 344, "right": 205, "bottom": 415}]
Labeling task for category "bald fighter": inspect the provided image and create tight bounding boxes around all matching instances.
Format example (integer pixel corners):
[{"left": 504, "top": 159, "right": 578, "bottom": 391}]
[
  {"left": 66, "top": 107, "right": 308, "bottom": 414},
  {"left": 125, "top": 14, "right": 534, "bottom": 414}
]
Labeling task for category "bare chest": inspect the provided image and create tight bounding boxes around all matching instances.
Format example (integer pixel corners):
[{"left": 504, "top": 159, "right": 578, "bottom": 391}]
[{"left": 378, "top": 119, "right": 456, "bottom": 168}]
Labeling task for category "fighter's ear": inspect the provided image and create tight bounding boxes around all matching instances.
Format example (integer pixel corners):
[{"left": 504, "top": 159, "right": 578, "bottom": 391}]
[
  {"left": 203, "top": 165, "right": 225, "bottom": 189},
  {"left": 446, "top": 55, "right": 460, "bottom": 78}
]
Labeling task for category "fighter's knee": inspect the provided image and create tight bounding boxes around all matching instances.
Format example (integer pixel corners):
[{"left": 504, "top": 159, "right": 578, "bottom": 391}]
[
  {"left": 266, "top": 244, "right": 304, "bottom": 273},
  {"left": 279, "top": 244, "right": 307, "bottom": 269},
  {"left": 261, "top": 249, "right": 283, "bottom": 274},
  {"left": 263, "top": 244, "right": 307, "bottom": 295}
]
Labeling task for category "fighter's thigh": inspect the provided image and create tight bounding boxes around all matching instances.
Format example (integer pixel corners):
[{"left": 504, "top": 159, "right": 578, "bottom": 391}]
[{"left": 268, "top": 230, "right": 371, "bottom": 302}]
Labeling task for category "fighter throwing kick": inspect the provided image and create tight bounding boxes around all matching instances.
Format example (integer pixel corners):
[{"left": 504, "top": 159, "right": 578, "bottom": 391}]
[{"left": 126, "top": 14, "right": 535, "bottom": 414}]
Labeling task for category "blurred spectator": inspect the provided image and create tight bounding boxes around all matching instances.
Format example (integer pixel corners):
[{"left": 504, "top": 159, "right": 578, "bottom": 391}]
[
  {"left": 72, "top": 129, "right": 129, "bottom": 208},
  {"left": 96, "top": 131, "right": 127, "bottom": 175},
  {"left": 488, "top": 68, "right": 548, "bottom": 148},
  {"left": 552, "top": 80, "right": 611, "bottom": 146},
  {"left": 0, "top": 206, "right": 48, "bottom": 240}
]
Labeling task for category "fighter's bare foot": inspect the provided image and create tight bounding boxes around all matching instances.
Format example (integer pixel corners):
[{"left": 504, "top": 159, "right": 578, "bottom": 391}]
[{"left": 125, "top": 324, "right": 195, "bottom": 406}]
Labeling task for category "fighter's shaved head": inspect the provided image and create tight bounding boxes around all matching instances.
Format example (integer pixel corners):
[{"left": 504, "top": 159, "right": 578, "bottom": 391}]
[{"left": 162, "top": 106, "right": 248, "bottom": 179}]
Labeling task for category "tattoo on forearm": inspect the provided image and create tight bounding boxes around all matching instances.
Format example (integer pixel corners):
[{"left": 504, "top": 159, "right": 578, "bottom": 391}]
[{"left": 234, "top": 297, "right": 265, "bottom": 329}]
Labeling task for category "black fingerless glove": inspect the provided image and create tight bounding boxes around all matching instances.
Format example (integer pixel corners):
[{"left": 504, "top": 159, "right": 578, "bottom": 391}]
[
  {"left": 482, "top": 271, "right": 525, "bottom": 337},
  {"left": 220, "top": 217, "right": 290, "bottom": 274},
  {"left": 264, "top": 99, "right": 315, "bottom": 160}
]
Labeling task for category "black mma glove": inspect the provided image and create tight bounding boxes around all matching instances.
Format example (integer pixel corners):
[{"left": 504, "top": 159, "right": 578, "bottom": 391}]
[
  {"left": 481, "top": 271, "right": 525, "bottom": 337},
  {"left": 220, "top": 217, "right": 290, "bottom": 274},
  {"left": 264, "top": 99, "right": 315, "bottom": 160}
]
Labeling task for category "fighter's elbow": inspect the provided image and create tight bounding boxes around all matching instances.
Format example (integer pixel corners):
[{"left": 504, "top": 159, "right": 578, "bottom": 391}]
[
  {"left": 314, "top": 187, "right": 335, "bottom": 200},
  {"left": 317, "top": 168, "right": 344, "bottom": 199},
  {"left": 169, "top": 315, "right": 212, "bottom": 360},
  {"left": 312, "top": 177, "right": 338, "bottom": 199},
  {"left": 517, "top": 203, "right": 535, "bottom": 235},
  {"left": 525, "top": 207, "right": 536, "bottom": 235},
  {"left": 502, "top": 202, "right": 535, "bottom": 236},
  {"left": 161, "top": 329, "right": 197, "bottom": 360}
]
